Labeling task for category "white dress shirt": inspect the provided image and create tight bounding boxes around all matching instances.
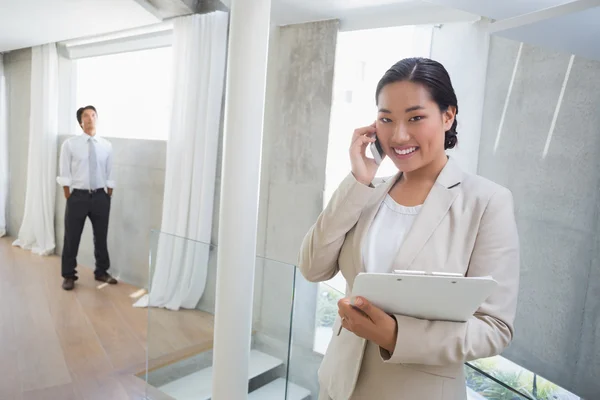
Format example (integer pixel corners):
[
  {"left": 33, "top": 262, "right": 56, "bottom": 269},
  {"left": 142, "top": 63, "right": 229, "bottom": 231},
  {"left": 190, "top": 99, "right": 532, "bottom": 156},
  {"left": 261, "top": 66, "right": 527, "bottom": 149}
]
[
  {"left": 363, "top": 194, "right": 421, "bottom": 273},
  {"left": 57, "top": 134, "right": 115, "bottom": 190}
]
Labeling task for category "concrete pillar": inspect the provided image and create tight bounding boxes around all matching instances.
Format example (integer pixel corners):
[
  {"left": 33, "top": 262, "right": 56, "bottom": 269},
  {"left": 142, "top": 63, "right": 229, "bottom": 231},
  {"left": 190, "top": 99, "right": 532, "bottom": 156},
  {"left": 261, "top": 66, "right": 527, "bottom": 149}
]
[{"left": 211, "top": 0, "right": 271, "bottom": 398}]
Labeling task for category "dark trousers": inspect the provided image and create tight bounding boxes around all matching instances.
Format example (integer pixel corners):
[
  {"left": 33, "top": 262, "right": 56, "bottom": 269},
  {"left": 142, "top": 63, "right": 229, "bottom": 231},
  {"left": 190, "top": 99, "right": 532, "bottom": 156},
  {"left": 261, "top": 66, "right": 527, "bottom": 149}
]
[{"left": 62, "top": 189, "right": 111, "bottom": 279}]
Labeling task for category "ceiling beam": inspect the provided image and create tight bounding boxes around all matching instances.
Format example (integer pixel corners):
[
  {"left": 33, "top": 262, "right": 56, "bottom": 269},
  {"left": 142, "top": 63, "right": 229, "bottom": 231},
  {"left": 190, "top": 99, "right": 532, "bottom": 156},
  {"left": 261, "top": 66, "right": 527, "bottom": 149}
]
[
  {"left": 134, "top": 0, "right": 228, "bottom": 19},
  {"left": 488, "top": 0, "right": 600, "bottom": 33},
  {"left": 133, "top": 0, "right": 193, "bottom": 19},
  {"left": 131, "top": 0, "right": 165, "bottom": 19},
  {"left": 65, "top": 29, "right": 173, "bottom": 59},
  {"left": 196, "top": 0, "right": 229, "bottom": 13}
]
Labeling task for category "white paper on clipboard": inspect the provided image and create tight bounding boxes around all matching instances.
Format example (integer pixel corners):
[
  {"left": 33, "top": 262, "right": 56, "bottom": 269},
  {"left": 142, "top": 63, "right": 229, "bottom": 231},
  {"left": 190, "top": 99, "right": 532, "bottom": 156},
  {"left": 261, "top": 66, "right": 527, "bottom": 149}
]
[{"left": 351, "top": 271, "right": 498, "bottom": 322}]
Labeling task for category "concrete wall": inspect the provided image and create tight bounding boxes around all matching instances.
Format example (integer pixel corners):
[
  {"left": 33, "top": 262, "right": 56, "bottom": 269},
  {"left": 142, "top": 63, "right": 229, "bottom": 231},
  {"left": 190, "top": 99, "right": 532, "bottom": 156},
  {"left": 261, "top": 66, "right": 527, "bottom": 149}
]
[
  {"left": 479, "top": 36, "right": 600, "bottom": 399},
  {"left": 252, "top": 20, "right": 339, "bottom": 398},
  {"left": 4, "top": 48, "right": 167, "bottom": 288}
]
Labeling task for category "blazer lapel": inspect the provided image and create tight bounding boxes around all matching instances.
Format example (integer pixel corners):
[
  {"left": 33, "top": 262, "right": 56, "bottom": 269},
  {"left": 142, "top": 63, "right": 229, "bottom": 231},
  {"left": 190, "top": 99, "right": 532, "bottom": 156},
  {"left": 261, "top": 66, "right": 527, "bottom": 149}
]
[{"left": 393, "top": 158, "right": 463, "bottom": 271}]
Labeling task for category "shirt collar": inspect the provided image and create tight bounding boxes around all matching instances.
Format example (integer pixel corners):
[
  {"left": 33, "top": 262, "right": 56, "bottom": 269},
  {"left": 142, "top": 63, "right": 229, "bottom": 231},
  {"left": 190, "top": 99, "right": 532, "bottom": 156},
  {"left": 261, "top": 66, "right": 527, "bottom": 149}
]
[{"left": 82, "top": 133, "right": 98, "bottom": 142}]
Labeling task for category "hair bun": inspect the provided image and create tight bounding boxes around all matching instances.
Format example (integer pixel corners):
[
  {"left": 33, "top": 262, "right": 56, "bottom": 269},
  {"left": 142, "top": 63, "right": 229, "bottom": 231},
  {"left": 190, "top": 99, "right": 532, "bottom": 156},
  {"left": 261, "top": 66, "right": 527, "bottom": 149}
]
[
  {"left": 444, "top": 118, "right": 458, "bottom": 150},
  {"left": 445, "top": 129, "right": 458, "bottom": 150}
]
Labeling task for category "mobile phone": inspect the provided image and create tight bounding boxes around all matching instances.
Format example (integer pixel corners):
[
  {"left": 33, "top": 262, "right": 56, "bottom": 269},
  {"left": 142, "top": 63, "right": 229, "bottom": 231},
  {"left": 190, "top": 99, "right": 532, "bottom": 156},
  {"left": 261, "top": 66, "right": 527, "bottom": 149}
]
[{"left": 369, "top": 134, "right": 384, "bottom": 165}]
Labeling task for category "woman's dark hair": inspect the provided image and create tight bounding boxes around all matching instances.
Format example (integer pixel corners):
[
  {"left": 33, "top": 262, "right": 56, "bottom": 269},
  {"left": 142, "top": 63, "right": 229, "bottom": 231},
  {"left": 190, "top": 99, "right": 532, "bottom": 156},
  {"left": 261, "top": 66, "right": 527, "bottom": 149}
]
[
  {"left": 76, "top": 105, "right": 97, "bottom": 125},
  {"left": 375, "top": 58, "right": 458, "bottom": 150}
]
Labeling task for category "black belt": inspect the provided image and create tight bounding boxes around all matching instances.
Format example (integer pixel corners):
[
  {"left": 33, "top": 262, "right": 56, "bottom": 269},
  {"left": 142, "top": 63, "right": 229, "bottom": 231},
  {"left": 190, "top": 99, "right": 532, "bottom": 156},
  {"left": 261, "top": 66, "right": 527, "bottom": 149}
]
[{"left": 73, "top": 188, "right": 104, "bottom": 194}]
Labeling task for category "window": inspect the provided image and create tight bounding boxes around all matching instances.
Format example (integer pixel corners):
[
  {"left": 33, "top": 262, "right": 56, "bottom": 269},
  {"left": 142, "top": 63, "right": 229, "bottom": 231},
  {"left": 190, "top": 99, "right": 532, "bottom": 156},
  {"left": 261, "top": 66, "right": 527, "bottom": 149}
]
[
  {"left": 314, "top": 25, "right": 432, "bottom": 354},
  {"left": 75, "top": 46, "right": 173, "bottom": 140}
]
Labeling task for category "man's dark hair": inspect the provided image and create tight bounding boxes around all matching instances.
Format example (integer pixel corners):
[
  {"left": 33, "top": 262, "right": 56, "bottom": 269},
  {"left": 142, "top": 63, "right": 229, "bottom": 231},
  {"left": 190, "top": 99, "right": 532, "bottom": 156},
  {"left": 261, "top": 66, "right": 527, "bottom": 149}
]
[{"left": 76, "top": 105, "right": 97, "bottom": 125}]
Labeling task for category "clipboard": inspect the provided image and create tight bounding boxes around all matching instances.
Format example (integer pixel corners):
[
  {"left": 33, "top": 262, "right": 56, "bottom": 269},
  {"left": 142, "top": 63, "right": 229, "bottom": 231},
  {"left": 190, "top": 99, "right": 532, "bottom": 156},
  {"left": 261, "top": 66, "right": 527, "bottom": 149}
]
[{"left": 351, "top": 271, "right": 498, "bottom": 322}]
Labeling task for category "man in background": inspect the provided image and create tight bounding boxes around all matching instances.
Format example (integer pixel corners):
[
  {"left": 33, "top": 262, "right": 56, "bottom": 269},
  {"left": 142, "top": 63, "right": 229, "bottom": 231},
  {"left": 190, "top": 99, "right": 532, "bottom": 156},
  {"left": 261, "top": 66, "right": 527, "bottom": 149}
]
[{"left": 57, "top": 105, "right": 117, "bottom": 290}]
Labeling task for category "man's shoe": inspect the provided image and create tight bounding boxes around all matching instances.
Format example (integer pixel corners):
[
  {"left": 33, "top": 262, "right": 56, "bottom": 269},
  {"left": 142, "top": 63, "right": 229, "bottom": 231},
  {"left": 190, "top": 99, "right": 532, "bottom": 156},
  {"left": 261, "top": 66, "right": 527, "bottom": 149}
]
[
  {"left": 62, "top": 278, "right": 75, "bottom": 291},
  {"left": 95, "top": 273, "right": 118, "bottom": 284}
]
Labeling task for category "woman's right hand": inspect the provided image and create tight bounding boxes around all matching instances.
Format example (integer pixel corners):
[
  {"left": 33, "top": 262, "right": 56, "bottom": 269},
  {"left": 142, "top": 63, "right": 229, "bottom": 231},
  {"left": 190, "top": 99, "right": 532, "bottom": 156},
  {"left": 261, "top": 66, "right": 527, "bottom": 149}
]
[{"left": 350, "top": 123, "right": 379, "bottom": 186}]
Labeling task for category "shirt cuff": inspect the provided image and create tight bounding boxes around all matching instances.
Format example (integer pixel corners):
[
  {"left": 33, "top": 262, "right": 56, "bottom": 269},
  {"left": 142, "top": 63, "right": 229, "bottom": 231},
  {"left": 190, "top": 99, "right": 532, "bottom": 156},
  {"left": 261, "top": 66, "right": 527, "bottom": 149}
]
[
  {"left": 106, "top": 180, "right": 116, "bottom": 189},
  {"left": 57, "top": 177, "right": 71, "bottom": 187}
]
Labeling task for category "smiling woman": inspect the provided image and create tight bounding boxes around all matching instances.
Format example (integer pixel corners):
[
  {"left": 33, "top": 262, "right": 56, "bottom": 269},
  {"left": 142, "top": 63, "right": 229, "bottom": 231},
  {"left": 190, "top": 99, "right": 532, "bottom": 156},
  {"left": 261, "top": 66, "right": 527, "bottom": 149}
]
[
  {"left": 314, "top": 25, "right": 433, "bottom": 357},
  {"left": 299, "top": 57, "right": 520, "bottom": 400},
  {"left": 374, "top": 58, "right": 458, "bottom": 178},
  {"left": 369, "top": 59, "right": 460, "bottom": 213}
]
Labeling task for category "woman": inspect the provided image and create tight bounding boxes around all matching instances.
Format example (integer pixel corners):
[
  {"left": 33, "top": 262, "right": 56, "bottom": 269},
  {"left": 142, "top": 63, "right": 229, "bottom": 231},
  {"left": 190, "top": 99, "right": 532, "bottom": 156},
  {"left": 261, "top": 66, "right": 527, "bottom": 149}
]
[{"left": 299, "top": 58, "right": 520, "bottom": 400}]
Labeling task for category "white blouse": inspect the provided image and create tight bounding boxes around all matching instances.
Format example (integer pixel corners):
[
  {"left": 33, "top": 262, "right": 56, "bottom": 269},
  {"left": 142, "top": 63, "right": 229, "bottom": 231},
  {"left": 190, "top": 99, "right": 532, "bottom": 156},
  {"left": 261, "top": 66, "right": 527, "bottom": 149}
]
[{"left": 363, "top": 194, "right": 422, "bottom": 274}]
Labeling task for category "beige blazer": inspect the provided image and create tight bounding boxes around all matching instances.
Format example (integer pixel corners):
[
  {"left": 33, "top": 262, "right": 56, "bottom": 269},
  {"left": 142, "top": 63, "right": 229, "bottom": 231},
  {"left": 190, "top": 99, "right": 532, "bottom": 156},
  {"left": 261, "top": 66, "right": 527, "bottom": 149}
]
[{"left": 299, "top": 158, "right": 520, "bottom": 400}]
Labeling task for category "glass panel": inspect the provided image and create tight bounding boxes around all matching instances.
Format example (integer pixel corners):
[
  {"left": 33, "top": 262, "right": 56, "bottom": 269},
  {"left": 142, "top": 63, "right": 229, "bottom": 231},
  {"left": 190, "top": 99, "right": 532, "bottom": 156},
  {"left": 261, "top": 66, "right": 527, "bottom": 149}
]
[
  {"left": 141, "top": 231, "right": 299, "bottom": 399},
  {"left": 143, "top": 230, "right": 216, "bottom": 400},
  {"left": 284, "top": 272, "right": 338, "bottom": 399},
  {"left": 249, "top": 256, "right": 297, "bottom": 399}
]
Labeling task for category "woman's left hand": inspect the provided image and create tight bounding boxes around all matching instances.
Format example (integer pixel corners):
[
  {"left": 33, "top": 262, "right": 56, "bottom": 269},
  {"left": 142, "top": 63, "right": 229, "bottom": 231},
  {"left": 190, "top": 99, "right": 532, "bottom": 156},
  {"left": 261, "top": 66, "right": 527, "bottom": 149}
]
[{"left": 338, "top": 297, "right": 398, "bottom": 353}]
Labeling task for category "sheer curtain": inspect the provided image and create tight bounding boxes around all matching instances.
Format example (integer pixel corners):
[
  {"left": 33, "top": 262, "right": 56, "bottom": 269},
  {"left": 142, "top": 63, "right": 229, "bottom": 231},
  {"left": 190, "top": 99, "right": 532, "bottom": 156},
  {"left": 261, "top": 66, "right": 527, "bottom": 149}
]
[
  {"left": 12, "top": 44, "right": 59, "bottom": 255},
  {"left": 0, "top": 54, "right": 8, "bottom": 237},
  {"left": 134, "top": 12, "right": 229, "bottom": 310}
]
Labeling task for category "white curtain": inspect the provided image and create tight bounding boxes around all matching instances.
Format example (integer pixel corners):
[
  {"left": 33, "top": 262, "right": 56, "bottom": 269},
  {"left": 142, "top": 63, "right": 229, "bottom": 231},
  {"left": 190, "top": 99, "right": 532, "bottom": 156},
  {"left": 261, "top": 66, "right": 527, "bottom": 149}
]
[
  {"left": 0, "top": 54, "right": 8, "bottom": 237},
  {"left": 12, "top": 44, "right": 58, "bottom": 255},
  {"left": 134, "top": 12, "right": 228, "bottom": 310}
]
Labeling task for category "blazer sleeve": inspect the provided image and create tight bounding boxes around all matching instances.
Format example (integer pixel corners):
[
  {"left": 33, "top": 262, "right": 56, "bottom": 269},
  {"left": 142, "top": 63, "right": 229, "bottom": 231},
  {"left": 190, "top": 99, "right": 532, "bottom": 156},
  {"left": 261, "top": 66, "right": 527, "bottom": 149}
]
[
  {"left": 381, "top": 187, "right": 520, "bottom": 366},
  {"left": 298, "top": 173, "right": 375, "bottom": 282}
]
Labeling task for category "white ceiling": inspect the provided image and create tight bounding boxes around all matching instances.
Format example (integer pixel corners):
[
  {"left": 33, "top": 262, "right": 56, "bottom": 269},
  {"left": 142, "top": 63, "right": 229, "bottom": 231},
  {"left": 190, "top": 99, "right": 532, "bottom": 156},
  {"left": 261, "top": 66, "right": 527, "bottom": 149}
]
[
  {"left": 421, "top": 0, "right": 576, "bottom": 20},
  {"left": 269, "top": 0, "right": 577, "bottom": 24},
  {"left": 2, "top": 0, "right": 598, "bottom": 61},
  {"left": 271, "top": 0, "right": 478, "bottom": 29},
  {"left": 0, "top": 0, "right": 160, "bottom": 53}
]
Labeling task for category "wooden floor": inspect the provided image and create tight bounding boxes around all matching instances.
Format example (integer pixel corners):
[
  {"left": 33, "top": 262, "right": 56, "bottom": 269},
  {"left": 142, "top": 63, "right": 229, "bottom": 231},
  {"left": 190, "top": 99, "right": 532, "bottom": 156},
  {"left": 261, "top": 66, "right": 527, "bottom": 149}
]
[{"left": 0, "top": 237, "right": 215, "bottom": 400}]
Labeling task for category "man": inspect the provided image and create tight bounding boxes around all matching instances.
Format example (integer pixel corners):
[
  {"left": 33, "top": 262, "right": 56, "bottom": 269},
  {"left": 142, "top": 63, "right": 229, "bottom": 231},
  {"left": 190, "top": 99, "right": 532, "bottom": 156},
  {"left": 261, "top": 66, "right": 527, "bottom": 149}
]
[{"left": 57, "top": 105, "right": 117, "bottom": 290}]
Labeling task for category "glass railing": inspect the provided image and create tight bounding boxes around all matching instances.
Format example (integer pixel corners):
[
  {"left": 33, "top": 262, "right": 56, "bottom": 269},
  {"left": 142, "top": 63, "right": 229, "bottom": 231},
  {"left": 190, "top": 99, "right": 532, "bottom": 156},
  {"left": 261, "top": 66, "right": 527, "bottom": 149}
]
[
  {"left": 465, "top": 364, "right": 529, "bottom": 400},
  {"left": 286, "top": 273, "right": 580, "bottom": 400},
  {"left": 465, "top": 357, "right": 581, "bottom": 400},
  {"left": 139, "top": 230, "right": 579, "bottom": 400},
  {"left": 141, "top": 230, "right": 300, "bottom": 399},
  {"left": 248, "top": 255, "right": 299, "bottom": 399},
  {"left": 142, "top": 230, "right": 215, "bottom": 399}
]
